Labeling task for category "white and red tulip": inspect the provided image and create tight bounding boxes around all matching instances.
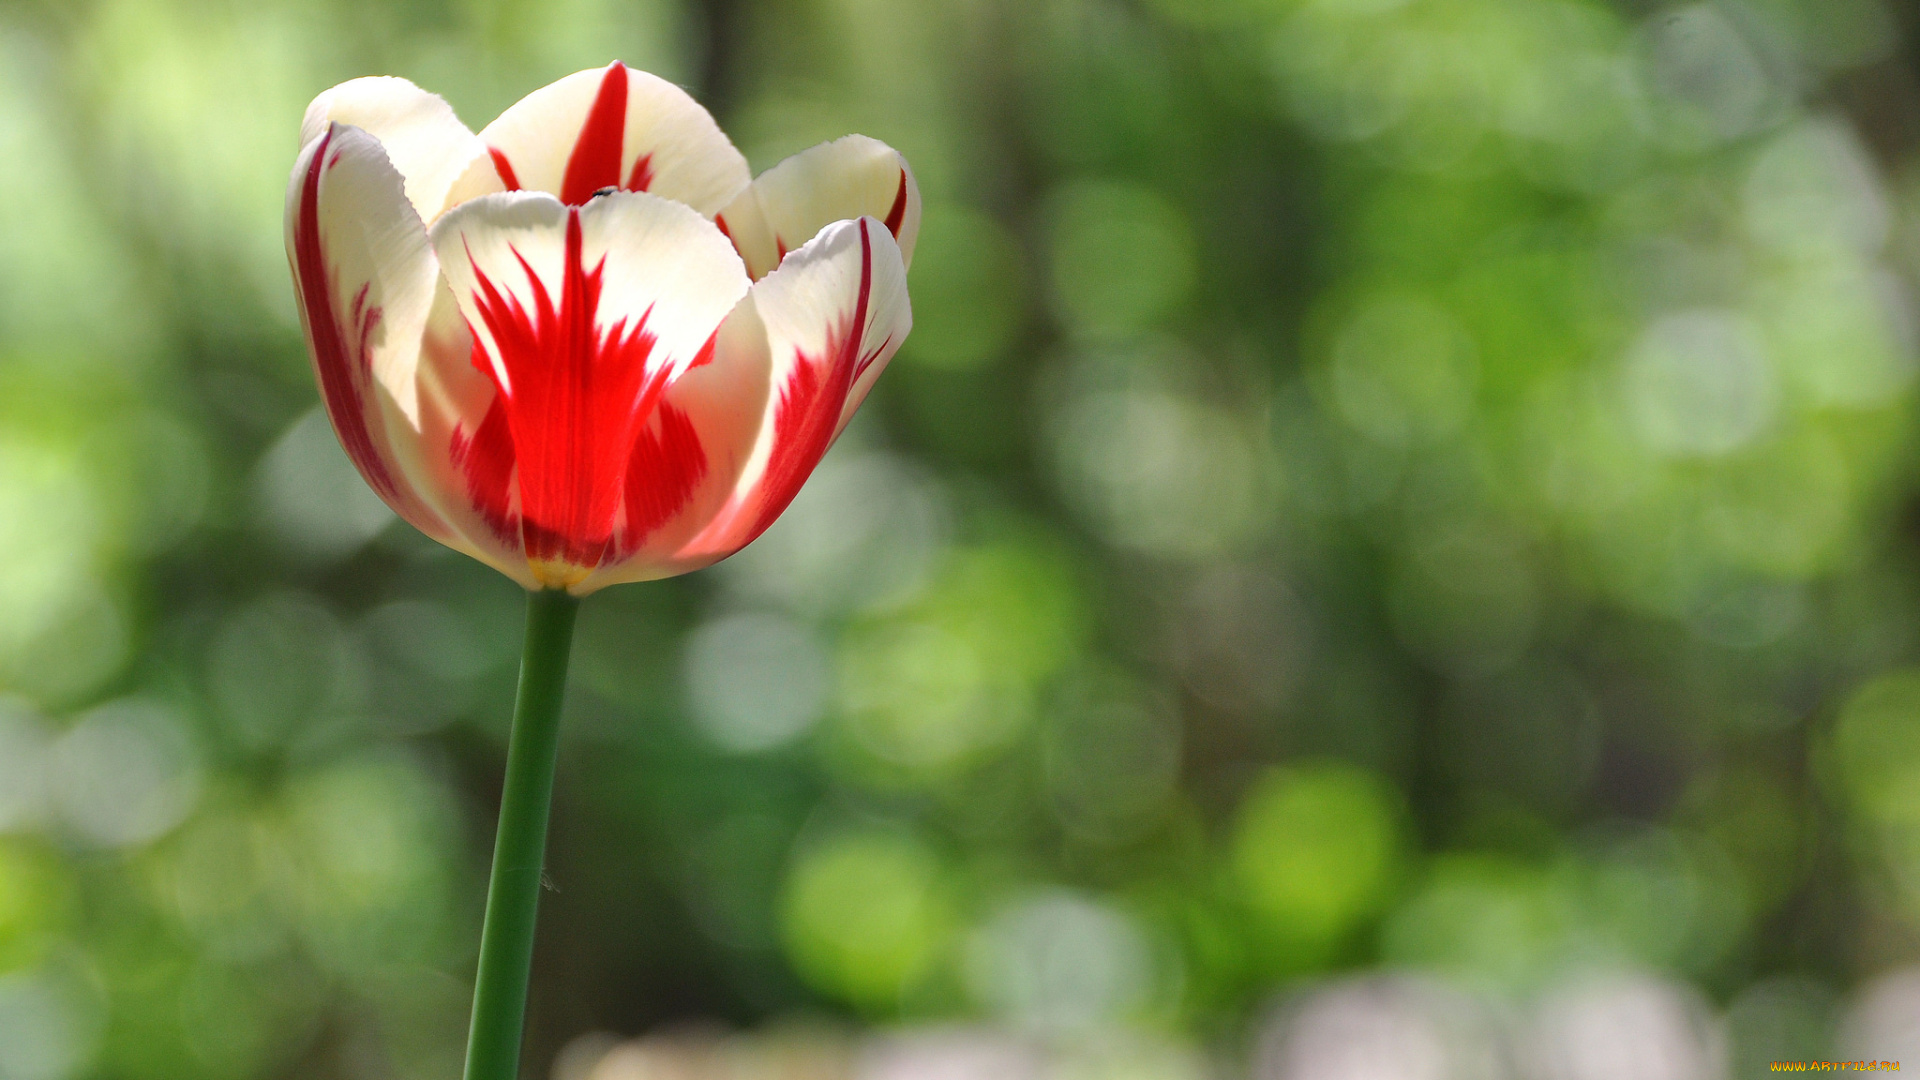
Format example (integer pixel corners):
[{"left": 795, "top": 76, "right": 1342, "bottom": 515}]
[{"left": 285, "top": 63, "right": 917, "bottom": 592}]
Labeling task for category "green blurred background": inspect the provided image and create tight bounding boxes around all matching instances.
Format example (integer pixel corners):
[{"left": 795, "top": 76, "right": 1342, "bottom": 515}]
[{"left": 5, "top": 0, "right": 1920, "bottom": 1075}]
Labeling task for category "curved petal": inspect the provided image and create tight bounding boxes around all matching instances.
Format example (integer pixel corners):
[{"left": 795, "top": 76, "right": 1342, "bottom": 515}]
[
  {"left": 393, "top": 289, "right": 547, "bottom": 591},
  {"left": 575, "top": 300, "right": 775, "bottom": 591},
  {"left": 300, "top": 77, "right": 483, "bottom": 224},
  {"left": 429, "top": 188, "right": 751, "bottom": 586},
  {"left": 442, "top": 62, "right": 750, "bottom": 218},
  {"left": 715, "top": 135, "right": 920, "bottom": 280},
  {"left": 285, "top": 123, "right": 450, "bottom": 539},
  {"left": 287, "top": 123, "right": 537, "bottom": 588},
  {"left": 673, "top": 216, "right": 912, "bottom": 568}
]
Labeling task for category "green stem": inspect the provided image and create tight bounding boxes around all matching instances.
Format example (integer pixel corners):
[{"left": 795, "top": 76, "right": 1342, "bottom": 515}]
[{"left": 464, "top": 587, "right": 580, "bottom": 1080}]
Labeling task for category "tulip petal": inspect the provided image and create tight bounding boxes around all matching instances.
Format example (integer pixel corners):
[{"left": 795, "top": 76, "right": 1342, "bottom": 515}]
[
  {"left": 397, "top": 289, "right": 546, "bottom": 590},
  {"left": 444, "top": 62, "right": 751, "bottom": 219},
  {"left": 285, "top": 123, "right": 454, "bottom": 542},
  {"left": 715, "top": 135, "right": 921, "bottom": 280},
  {"left": 300, "top": 77, "right": 484, "bottom": 224},
  {"left": 429, "top": 188, "right": 750, "bottom": 585},
  {"left": 574, "top": 300, "right": 775, "bottom": 590},
  {"left": 676, "top": 216, "right": 911, "bottom": 565},
  {"left": 288, "top": 123, "right": 541, "bottom": 589}
]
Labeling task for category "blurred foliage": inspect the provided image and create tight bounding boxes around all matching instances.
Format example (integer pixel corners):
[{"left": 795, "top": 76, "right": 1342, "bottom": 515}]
[{"left": 6, "top": 0, "right": 1920, "bottom": 1075}]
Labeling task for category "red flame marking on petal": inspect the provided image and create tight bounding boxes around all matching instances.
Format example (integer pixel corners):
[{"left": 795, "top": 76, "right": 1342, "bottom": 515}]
[
  {"left": 742, "top": 219, "right": 874, "bottom": 544},
  {"left": 489, "top": 147, "right": 523, "bottom": 191},
  {"left": 291, "top": 128, "right": 421, "bottom": 520},
  {"left": 715, "top": 212, "right": 751, "bottom": 266},
  {"left": 450, "top": 386, "right": 517, "bottom": 542},
  {"left": 626, "top": 151, "right": 654, "bottom": 193},
  {"left": 855, "top": 332, "right": 893, "bottom": 382},
  {"left": 619, "top": 400, "right": 707, "bottom": 551},
  {"left": 459, "top": 206, "right": 713, "bottom": 570},
  {"left": 560, "top": 62, "right": 629, "bottom": 206},
  {"left": 883, "top": 170, "right": 908, "bottom": 238},
  {"left": 686, "top": 327, "right": 718, "bottom": 371}
]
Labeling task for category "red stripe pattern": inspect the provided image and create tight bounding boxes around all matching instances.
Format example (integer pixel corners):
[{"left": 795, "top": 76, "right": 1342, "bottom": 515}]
[
  {"left": 626, "top": 152, "right": 654, "bottom": 193},
  {"left": 453, "top": 209, "right": 709, "bottom": 571},
  {"left": 291, "top": 69, "right": 915, "bottom": 590},
  {"left": 743, "top": 219, "right": 878, "bottom": 544},
  {"left": 290, "top": 127, "right": 437, "bottom": 532},
  {"left": 883, "top": 171, "right": 908, "bottom": 237},
  {"left": 489, "top": 147, "right": 523, "bottom": 191},
  {"left": 487, "top": 62, "right": 666, "bottom": 210},
  {"left": 559, "top": 64, "right": 629, "bottom": 206}
]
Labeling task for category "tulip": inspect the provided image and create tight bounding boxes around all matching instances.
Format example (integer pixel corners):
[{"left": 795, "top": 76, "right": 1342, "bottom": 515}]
[
  {"left": 283, "top": 63, "right": 916, "bottom": 1080},
  {"left": 287, "top": 62, "right": 917, "bottom": 594}
]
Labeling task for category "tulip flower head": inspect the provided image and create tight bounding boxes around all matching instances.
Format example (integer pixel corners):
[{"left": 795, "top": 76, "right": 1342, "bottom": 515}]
[{"left": 286, "top": 63, "right": 917, "bottom": 592}]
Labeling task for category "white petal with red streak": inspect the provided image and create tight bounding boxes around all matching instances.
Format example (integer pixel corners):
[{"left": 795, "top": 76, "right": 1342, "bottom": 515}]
[
  {"left": 282, "top": 127, "right": 441, "bottom": 538},
  {"left": 285, "top": 123, "right": 538, "bottom": 588},
  {"left": 758, "top": 217, "right": 911, "bottom": 439},
  {"left": 285, "top": 124, "right": 443, "bottom": 449},
  {"left": 443, "top": 64, "right": 750, "bottom": 216},
  {"left": 716, "top": 135, "right": 921, "bottom": 280},
  {"left": 393, "top": 290, "right": 546, "bottom": 591},
  {"left": 579, "top": 301, "right": 776, "bottom": 590},
  {"left": 428, "top": 189, "right": 751, "bottom": 390},
  {"left": 676, "top": 216, "right": 911, "bottom": 564},
  {"left": 299, "top": 77, "right": 483, "bottom": 224}
]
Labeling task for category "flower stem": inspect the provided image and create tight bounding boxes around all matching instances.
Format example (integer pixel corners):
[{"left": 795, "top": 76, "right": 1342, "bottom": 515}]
[{"left": 464, "top": 587, "right": 580, "bottom": 1080}]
